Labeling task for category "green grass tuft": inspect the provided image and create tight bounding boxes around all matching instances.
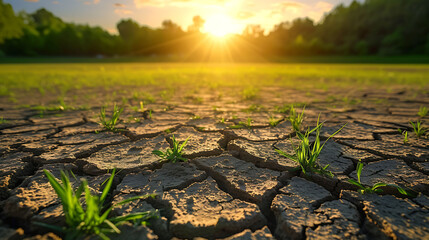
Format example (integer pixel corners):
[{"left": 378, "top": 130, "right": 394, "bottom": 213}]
[
  {"left": 241, "top": 87, "right": 259, "bottom": 101},
  {"left": 0, "top": 117, "right": 7, "bottom": 124},
  {"left": 402, "top": 131, "right": 409, "bottom": 144},
  {"left": 229, "top": 118, "right": 252, "bottom": 129},
  {"left": 276, "top": 116, "right": 346, "bottom": 177},
  {"left": 36, "top": 169, "right": 157, "bottom": 240},
  {"left": 243, "top": 104, "right": 263, "bottom": 113},
  {"left": 99, "top": 104, "right": 124, "bottom": 132},
  {"left": 289, "top": 105, "right": 305, "bottom": 132},
  {"left": 152, "top": 135, "right": 189, "bottom": 163},
  {"left": 348, "top": 160, "right": 417, "bottom": 197},
  {"left": 409, "top": 120, "right": 427, "bottom": 139},
  {"left": 268, "top": 116, "right": 281, "bottom": 127},
  {"left": 418, "top": 106, "right": 428, "bottom": 118}
]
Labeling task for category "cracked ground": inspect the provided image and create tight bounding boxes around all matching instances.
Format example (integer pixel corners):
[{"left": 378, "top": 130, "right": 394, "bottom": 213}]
[{"left": 0, "top": 81, "right": 429, "bottom": 240}]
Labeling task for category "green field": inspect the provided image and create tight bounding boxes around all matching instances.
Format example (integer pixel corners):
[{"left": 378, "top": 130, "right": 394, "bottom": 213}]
[{"left": 1, "top": 62, "right": 428, "bottom": 109}]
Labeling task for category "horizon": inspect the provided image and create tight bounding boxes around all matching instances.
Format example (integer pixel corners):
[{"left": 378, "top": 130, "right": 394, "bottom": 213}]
[{"left": 5, "top": 0, "right": 359, "bottom": 35}]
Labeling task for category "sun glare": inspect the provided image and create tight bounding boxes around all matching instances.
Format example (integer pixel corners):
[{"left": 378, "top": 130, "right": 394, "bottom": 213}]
[{"left": 204, "top": 13, "right": 239, "bottom": 38}]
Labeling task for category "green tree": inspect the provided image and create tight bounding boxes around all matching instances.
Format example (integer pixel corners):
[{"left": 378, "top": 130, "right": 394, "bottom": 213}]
[{"left": 0, "top": 0, "right": 23, "bottom": 43}]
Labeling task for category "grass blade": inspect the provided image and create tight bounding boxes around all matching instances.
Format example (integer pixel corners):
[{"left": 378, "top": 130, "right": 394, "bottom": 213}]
[
  {"left": 356, "top": 160, "right": 363, "bottom": 184},
  {"left": 100, "top": 169, "right": 116, "bottom": 205}
]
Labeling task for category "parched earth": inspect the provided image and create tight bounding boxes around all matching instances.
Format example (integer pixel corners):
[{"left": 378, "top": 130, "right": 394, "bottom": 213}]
[{"left": 0, "top": 86, "right": 429, "bottom": 240}]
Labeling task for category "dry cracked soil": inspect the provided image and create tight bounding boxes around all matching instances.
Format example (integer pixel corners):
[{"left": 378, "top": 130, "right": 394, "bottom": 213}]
[{"left": 0, "top": 86, "right": 429, "bottom": 240}]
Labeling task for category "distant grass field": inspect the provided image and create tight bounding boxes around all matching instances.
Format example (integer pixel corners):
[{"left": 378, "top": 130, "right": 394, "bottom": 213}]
[
  {"left": 0, "top": 63, "right": 429, "bottom": 111},
  {"left": 0, "top": 62, "right": 428, "bottom": 109}
]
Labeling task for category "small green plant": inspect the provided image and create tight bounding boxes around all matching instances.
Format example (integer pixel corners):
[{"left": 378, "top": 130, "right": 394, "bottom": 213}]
[
  {"left": 403, "top": 131, "right": 408, "bottom": 144},
  {"left": 218, "top": 117, "right": 226, "bottom": 124},
  {"left": 241, "top": 118, "right": 252, "bottom": 129},
  {"left": 342, "top": 97, "right": 361, "bottom": 105},
  {"left": 160, "top": 90, "right": 173, "bottom": 102},
  {"left": 38, "top": 110, "right": 45, "bottom": 118},
  {"left": 0, "top": 117, "right": 7, "bottom": 124},
  {"left": 127, "top": 117, "right": 141, "bottom": 123},
  {"left": 348, "top": 160, "right": 417, "bottom": 197},
  {"left": 152, "top": 135, "right": 190, "bottom": 163},
  {"left": 139, "top": 101, "right": 144, "bottom": 112},
  {"left": 99, "top": 104, "right": 123, "bottom": 132},
  {"left": 289, "top": 105, "right": 305, "bottom": 132},
  {"left": 190, "top": 115, "right": 201, "bottom": 120},
  {"left": 275, "top": 103, "right": 306, "bottom": 114},
  {"left": 230, "top": 118, "right": 252, "bottom": 129},
  {"left": 183, "top": 95, "right": 203, "bottom": 104},
  {"left": 241, "top": 87, "right": 259, "bottom": 100},
  {"left": 121, "top": 97, "right": 128, "bottom": 106},
  {"left": 36, "top": 169, "right": 157, "bottom": 240},
  {"left": 58, "top": 98, "right": 67, "bottom": 111},
  {"left": 418, "top": 106, "right": 428, "bottom": 118},
  {"left": 142, "top": 92, "right": 156, "bottom": 103},
  {"left": 243, "top": 104, "right": 263, "bottom": 113},
  {"left": 132, "top": 91, "right": 139, "bottom": 100},
  {"left": 276, "top": 117, "right": 346, "bottom": 177},
  {"left": 409, "top": 121, "right": 427, "bottom": 139},
  {"left": 268, "top": 116, "right": 281, "bottom": 127}
]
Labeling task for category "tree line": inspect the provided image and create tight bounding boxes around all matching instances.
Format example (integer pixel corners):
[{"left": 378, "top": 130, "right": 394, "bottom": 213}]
[{"left": 1, "top": 0, "right": 428, "bottom": 58}]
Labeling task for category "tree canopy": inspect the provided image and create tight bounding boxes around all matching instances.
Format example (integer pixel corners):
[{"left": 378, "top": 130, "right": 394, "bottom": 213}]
[{"left": 1, "top": 0, "right": 428, "bottom": 58}]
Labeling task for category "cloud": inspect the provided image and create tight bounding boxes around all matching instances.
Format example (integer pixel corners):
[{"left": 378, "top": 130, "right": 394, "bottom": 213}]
[
  {"left": 279, "top": 1, "right": 302, "bottom": 9},
  {"left": 315, "top": 1, "right": 333, "bottom": 12},
  {"left": 94, "top": 0, "right": 100, "bottom": 4},
  {"left": 52, "top": 1, "right": 59, "bottom": 4},
  {"left": 114, "top": 3, "right": 126, "bottom": 7},
  {"left": 114, "top": 9, "right": 133, "bottom": 15},
  {"left": 25, "top": 0, "right": 39, "bottom": 2},
  {"left": 268, "top": 0, "right": 334, "bottom": 23},
  {"left": 235, "top": 11, "right": 254, "bottom": 20},
  {"left": 134, "top": 0, "right": 228, "bottom": 8}
]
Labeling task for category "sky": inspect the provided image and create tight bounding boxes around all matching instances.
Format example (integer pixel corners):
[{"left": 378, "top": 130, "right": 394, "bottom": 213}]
[{"left": 5, "top": 0, "right": 360, "bottom": 34}]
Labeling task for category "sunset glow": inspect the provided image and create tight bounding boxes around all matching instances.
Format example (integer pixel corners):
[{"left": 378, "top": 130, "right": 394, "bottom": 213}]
[{"left": 204, "top": 13, "right": 241, "bottom": 37}]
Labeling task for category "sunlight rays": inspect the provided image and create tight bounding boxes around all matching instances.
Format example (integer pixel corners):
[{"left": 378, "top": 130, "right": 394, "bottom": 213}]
[{"left": 204, "top": 13, "right": 240, "bottom": 38}]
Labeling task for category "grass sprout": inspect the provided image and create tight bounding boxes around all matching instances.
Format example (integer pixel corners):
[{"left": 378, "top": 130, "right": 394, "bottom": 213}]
[
  {"left": 36, "top": 169, "right": 157, "bottom": 240},
  {"left": 218, "top": 117, "right": 226, "bottom": 124},
  {"left": 348, "top": 160, "right": 417, "bottom": 197},
  {"left": 243, "top": 104, "right": 263, "bottom": 113},
  {"left": 241, "top": 87, "right": 259, "bottom": 100},
  {"left": 190, "top": 115, "right": 201, "bottom": 120},
  {"left": 289, "top": 105, "right": 305, "bottom": 132},
  {"left": 409, "top": 121, "right": 427, "bottom": 139},
  {"left": 275, "top": 103, "right": 306, "bottom": 114},
  {"left": 152, "top": 135, "right": 189, "bottom": 163},
  {"left": 99, "top": 104, "right": 123, "bottom": 132},
  {"left": 268, "top": 116, "right": 281, "bottom": 127},
  {"left": 230, "top": 118, "right": 252, "bottom": 129},
  {"left": 276, "top": 116, "right": 346, "bottom": 177},
  {"left": 418, "top": 106, "right": 428, "bottom": 118},
  {"left": 139, "top": 101, "right": 144, "bottom": 112},
  {"left": 402, "top": 131, "right": 409, "bottom": 144},
  {"left": 0, "top": 117, "right": 7, "bottom": 124}
]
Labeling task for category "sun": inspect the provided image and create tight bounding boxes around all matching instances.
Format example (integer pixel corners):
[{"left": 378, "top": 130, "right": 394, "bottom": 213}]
[{"left": 204, "top": 13, "right": 240, "bottom": 38}]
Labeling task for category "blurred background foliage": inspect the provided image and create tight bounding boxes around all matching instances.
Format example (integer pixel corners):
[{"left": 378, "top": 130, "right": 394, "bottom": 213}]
[{"left": 0, "top": 0, "right": 429, "bottom": 59}]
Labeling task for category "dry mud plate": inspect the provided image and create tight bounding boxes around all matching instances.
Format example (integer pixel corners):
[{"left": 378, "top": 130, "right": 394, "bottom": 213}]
[{"left": 1, "top": 87, "right": 429, "bottom": 240}]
